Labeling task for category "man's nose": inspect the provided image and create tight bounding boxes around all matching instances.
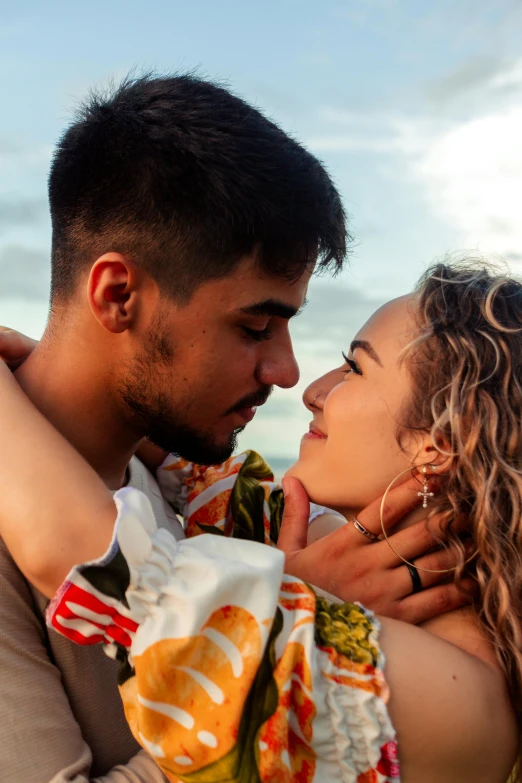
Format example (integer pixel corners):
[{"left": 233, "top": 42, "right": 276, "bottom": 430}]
[{"left": 255, "top": 340, "right": 300, "bottom": 389}]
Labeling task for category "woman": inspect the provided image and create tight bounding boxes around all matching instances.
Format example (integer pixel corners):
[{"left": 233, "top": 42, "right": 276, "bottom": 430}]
[{"left": 0, "top": 261, "right": 519, "bottom": 782}]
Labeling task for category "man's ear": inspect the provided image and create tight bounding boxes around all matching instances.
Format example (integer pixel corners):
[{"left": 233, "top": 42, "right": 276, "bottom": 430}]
[{"left": 87, "top": 254, "right": 145, "bottom": 334}]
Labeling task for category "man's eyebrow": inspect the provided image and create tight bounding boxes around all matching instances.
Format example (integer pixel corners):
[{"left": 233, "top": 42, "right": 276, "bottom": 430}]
[
  {"left": 239, "top": 298, "right": 308, "bottom": 319},
  {"left": 350, "top": 339, "right": 383, "bottom": 366}
]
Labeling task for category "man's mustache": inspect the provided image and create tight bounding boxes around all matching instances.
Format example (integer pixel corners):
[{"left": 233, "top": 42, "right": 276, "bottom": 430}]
[{"left": 224, "top": 387, "right": 273, "bottom": 416}]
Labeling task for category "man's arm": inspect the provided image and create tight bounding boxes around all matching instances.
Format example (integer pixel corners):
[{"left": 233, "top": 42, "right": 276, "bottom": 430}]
[{"left": 0, "top": 540, "right": 168, "bottom": 783}]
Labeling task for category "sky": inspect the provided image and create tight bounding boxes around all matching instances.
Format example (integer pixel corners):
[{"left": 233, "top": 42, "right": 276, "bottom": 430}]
[{"left": 2, "top": 0, "right": 522, "bottom": 473}]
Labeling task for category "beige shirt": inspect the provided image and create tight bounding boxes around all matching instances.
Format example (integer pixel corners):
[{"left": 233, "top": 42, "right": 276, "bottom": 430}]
[{"left": 0, "top": 457, "right": 184, "bottom": 783}]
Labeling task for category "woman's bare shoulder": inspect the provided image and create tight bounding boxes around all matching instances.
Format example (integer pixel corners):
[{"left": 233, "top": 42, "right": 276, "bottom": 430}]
[
  {"left": 420, "top": 606, "right": 499, "bottom": 668},
  {"left": 378, "top": 615, "right": 517, "bottom": 783}
]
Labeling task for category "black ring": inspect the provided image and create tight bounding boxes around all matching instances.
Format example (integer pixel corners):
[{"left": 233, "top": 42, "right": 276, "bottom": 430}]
[{"left": 406, "top": 563, "right": 423, "bottom": 594}]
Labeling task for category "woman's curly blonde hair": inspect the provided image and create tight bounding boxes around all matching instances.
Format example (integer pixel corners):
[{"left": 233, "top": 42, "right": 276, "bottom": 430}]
[{"left": 403, "top": 259, "right": 522, "bottom": 738}]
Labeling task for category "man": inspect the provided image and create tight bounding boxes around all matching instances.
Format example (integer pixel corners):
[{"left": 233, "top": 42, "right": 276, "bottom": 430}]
[{"left": 0, "top": 74, "right": 464, "bottom": 782}]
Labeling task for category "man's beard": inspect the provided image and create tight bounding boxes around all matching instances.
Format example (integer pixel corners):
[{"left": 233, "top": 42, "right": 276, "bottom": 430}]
[
  {"left": 117, "top": 322, "right": 265, "bottom": 465},
  {"left": 119, "top": 366, "right": 242, "bottom": 466},
  {"left": 124, "top": 386, "right": 243, "bottom": 465}
]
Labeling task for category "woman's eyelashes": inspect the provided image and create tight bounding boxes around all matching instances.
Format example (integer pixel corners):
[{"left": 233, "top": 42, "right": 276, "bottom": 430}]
[
  {"left": 242, "top": 325, "right": 273, "bottom": 342},
  {"left": 342, "top": 351, "right": 362, "bottom": 376}
]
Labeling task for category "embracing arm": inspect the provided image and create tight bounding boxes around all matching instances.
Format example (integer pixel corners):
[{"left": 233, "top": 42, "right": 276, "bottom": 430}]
[
  {"left": 0, "top": 326, "right": 468, "bottom": 624},
  {"left": 0, "top": 361, "right": 117, "bottom": 597}
]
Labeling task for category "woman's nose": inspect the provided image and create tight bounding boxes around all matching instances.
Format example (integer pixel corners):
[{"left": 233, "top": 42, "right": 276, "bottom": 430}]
[
  {"left": 303, "top": 367, "right": 345, "bottom": 412},
  {"left": 303, "top": 385, "right": 325, "bottom": 412}
]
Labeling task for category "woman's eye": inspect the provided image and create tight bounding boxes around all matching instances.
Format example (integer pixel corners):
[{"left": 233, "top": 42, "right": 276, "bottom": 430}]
[
  {"left": 342, "top": 351, "right": 362, "bottom": 376},
  {"left": 243, "top": 326, "right": 273, "bottom": 342}
]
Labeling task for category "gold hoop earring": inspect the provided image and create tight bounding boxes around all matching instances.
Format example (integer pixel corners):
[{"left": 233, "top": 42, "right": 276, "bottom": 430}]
[{"left": 380, "top": 465, "right": 478, "bottom": 574}]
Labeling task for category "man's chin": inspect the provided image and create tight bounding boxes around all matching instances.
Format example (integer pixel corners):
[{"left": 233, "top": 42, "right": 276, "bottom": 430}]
[{"left": 149, "top": 427, "right": 240, "bottom": 466}]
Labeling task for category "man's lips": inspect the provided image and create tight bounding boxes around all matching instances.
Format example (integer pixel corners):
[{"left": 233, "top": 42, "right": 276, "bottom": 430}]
[
  {"left": 303, "top": 423, "right": 327, "bottom": 440},
  {"left": 233, "top": 406, "right": 258, "bottom": 423},
  {"left": 225, "top": 389, "right": 272, "bottom": 423}
]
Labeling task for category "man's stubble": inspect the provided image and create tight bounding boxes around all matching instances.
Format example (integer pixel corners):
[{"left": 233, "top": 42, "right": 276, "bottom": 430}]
[{"left": 118, "top": 320, "right": 242, "bottom": 465}]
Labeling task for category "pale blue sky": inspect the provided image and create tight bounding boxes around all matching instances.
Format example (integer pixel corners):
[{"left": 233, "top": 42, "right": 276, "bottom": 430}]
[{"left": 1, "top": 0, "right": 522, "bottom": 470}]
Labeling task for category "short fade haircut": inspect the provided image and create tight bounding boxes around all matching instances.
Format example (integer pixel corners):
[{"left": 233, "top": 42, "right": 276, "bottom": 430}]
[{"left": 49, "top": 73, "right": 348, "bottom": 303}]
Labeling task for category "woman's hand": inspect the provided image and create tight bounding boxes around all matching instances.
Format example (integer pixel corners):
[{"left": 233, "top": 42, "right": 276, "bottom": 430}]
[
  {"left": 278, "top": 475, "right": 472, "bottom": 625},
  {"left": 0, "top": 327, "right": 37, "bottom": 369}
]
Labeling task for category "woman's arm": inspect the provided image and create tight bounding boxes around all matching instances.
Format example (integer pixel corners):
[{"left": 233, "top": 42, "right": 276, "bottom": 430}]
[
  {"left": 0, "top": 361, "right": 117, "bottom": 596},
  {"left": 380, "top": 616, "right": 517, "bottom": 783}
]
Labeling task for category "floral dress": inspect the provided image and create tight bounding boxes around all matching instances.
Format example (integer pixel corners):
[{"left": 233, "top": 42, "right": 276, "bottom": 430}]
[{"left": 47, "top": 450, "right": 400, "bottom": 783}]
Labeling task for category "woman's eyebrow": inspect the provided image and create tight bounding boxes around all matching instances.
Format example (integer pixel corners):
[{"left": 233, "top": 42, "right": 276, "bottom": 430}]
[{"left": 350, "top": 339, "right": 383, "bottom": 367}]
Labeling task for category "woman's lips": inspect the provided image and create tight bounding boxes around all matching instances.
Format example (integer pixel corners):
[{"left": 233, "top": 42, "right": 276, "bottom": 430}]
[{"left": 303, "top": 423, "right": 327, "bottom": 440}]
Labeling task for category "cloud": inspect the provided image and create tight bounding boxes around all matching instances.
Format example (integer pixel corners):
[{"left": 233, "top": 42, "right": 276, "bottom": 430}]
[
  {"left": 0, "top": 245, "right": 50, "bottom": 299},
  {"left": 306, "top": 133, "right": 397, "bottom": 154},
  {"left": 425, "top": 56, "right": 512, "bottom": 107},
  {"left": 307, "top": 58, "right": 522, "bottom": 271},
  {"left": 294, "top": 277, "right": 385, "bottom": 349},
  {"left": 401, "top": 105, "right": 522, "bottom": 269},
  {"left": 0, "top": 198, "right": 48, "bottom": 232},
  {"left": 257, "top": 396, "right": 297, "bottom": 420},
  {"left": 0, "top": 297, "right": 48, "bottom": 339},
  {"left": 306, "top": 107, "right": 401, "bottom": 154},
  {"left": 0, "top": 139, "right": 53, "bottom": 168}
]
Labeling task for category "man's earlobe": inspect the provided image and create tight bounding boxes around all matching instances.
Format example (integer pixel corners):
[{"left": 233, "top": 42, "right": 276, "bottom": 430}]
[{"left": 88, "top": 254, "right": 139, "bottom": 334}]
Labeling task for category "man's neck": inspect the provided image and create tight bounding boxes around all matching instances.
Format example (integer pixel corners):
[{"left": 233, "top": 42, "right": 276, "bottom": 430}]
[{"left": 15, "top": 334, "right": 142, "bottom": 490}]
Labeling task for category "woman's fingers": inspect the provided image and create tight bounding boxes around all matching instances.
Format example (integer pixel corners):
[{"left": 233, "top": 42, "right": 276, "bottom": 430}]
[
  {"left": 394, "top": 578, "right": 476, "bottom": 625},
  {"left": 394, "top": 547, "right": 462, "bottom": 594},
  {"left": 0, "top": 327, "right": 37, "bottom": 369},
  {"left": 382, "top": 513, "right": 467, "bottom": 566},
  {"left": 277, "top": 477, "right": 311, "bottom": 554}
]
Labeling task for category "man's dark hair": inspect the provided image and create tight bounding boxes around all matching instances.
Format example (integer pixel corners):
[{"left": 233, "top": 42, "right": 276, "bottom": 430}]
[{"left": 49, "top": 73, "right": 348, "bottom": 302}]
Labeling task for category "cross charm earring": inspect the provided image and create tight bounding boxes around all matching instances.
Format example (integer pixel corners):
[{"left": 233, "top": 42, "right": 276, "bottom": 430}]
[{"left": 418, "top": 466, "right": 435, "bottom": 508}]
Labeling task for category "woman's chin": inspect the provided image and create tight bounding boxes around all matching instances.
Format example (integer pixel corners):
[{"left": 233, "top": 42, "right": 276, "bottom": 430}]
[
  {"left": 284, "top": 458, "right": 347, "bottom": 513},
  {"left": 283, "top": 457, "right": 311, "bottom": 486},
  {"left": 284, "top": 459, "right": 321, "bottom": 503},
  {"left": 283, "top": 460, "right": 300, "bottom": 480}
]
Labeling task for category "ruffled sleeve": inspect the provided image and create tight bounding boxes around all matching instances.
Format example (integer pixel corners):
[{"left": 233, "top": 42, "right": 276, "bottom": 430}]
[
  {"left": 156, "top": 449, "right": 344, "bottom": 545},
  {"left": 46, "top": 486, "right": 399, "bottom": 783}
]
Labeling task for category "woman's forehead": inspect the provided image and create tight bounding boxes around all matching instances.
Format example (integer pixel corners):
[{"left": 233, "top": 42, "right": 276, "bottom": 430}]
[{"left": 354, "top": 295, "right": 418, "bottom": 350}]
